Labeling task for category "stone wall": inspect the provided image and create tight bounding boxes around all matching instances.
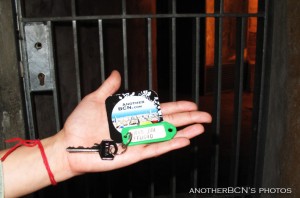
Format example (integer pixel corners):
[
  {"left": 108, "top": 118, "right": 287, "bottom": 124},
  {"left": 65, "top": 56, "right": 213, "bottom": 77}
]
[
  {"left": 262, "top": 0, "right": 300, "bottom": 197},
  {"left": 0, "top": 0, "right": 26, "bottom": 149}
]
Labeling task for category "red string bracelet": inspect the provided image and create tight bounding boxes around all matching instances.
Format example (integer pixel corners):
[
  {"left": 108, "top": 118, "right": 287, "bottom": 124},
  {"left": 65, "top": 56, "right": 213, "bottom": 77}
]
[{"left": 0, "top": 138, "right": 57, "bottom": 185}]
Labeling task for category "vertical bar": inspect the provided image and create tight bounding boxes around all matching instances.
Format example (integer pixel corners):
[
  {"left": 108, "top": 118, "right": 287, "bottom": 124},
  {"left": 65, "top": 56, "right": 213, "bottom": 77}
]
[
  {"left": 170, "top": 1, "right": 177, "bottom": 197},
  {"left": 170, "top": 0, "right": 177, "bottom": 102},
  {"left": 98, "top": 19, "right": 106, "bottom": 83},
  {"left": 15, "top": 0, "right": 36, "bottom": 138},
  {"left": 122, "top": 21, "right": 128, "bottom": 90},
  {"left": 148, "top": 20, "right": 155, "bottom": 198},
  {"left": 47, "top": 21, "right": 61, "bottom": 131},
  {"left": 147, "top": 18, "right": 153, "bottom": 90},
  {"left": 149, "top": 177, "right": 155, "bottom": 198},
  {"left": 71, "top": 0, "right": 76, "bottom": 17},
  {"left": 193, "top": 17, "right": 201, "bottom": 106},
  {"left": 230, "top": 17, "right": 246, "bottom": 186},
  {"left": 122, "top": 0, "right": 129, "bottom": 90},
  {"left": 250, "top": 0, "right": 269, "bottom": 188},
  {"left": 121, "top": 2, "right": 131, "bottom": 197},
  {"left": 72, "top": 20, "right": 82, "bottom": 102},
  {"left": 211, "top": 0, "right": 224, "bottom": 188},
  {"left": 192, "top": 17, "right": 201, "bottom": 190},
  {"left": 122, "top": 0, "right": 126, "bottom": 15},
  {"left": 14, "top": 0, "right": 22, "bottom": 59},
  {"left": 107, "top": 174, "right": 112, "bottom": 198}
]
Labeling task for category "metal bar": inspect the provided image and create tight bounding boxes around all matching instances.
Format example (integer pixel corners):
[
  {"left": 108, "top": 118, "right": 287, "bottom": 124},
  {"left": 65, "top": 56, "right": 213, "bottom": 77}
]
[
  {"left": 22, "top": 13, "right": 264, "bottom": 22},
  {"left": 148, "top": 19, "right": 155, "bottom": 198},
  {"left": 121, "top": 1, "right": 132, "bottom": 195},
  {"left": 122, "top": 0, "right": 129, "bottom": 90},
  {"left": 192, "top": 17, "right": 200, "bottom": 189},
  {"left": 98, "top": 19, "right": 106, "bottom": 83},
  {"left": 72, "top": 20, "right": 82, "bottom": 102},
  {"left": 107, "top": 174, "right": 112, "bottom": 198},
  {"left": 170, "top": 0, "right": 177, "bottom": 102},
  {"left": 230, "top": 17, "right": 246, "bottom": 186},
  {"left": 250, "top": 0, "right": 270, "bottom": 188},
  {"left": 170, "top": 20, "right": 176, "bottom": 101},
  {"left": 47, "top": 21, "right": 61, "bottom": 131},
  {"left": 14, "top": 0, "right": 22, "bottom": 61},
  {"left": 193, "top": 17, "right": 200, "bottom": 106},
  {"left": 122, "top": 0, "right": 126, "bottom": 15},
  {"left": 15, "top": 0, "right": 36, "bottom": 138},
  {"left": 122, "top": 18, "right": 128, "bottom": 90},
  {"left": 170, "top": 1, "right": 177, "bottom": 197},
  {"left": 71, "top": 0, "right": 76, "bottom": 17},
  {"left": 147, "top": 18, "right": 153, "bottom": 90},
  {"left": 211, "top": 0, "right": 224, "bottom": 188},
  {"left": 149, "top": 178, "right": 155, "bottom": 198}
]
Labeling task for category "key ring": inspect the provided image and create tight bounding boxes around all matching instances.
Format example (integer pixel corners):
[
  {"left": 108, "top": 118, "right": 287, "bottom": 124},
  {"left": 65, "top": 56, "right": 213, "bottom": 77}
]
[
  {"left": 108, "top": 142, "right": 118, "bottom": 156},
  {"left": 115, "top": 132, "right": 132, "bottom": 155}
]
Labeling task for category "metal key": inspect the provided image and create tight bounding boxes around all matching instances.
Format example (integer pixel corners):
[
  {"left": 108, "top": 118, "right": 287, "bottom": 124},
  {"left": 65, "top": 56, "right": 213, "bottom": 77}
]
[{"left": 66, "top": 140, "right": 118, "bottom": 160}]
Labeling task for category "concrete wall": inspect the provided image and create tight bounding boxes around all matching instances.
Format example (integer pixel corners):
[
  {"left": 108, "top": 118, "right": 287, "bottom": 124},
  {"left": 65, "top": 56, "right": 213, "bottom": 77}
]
[
  {"left": 262, "top": 0, "right": 300, "bottom": 197},
  {"left": 0, "top": 0, "right": 26, "bottom": 150},
  {"left": 280, "top": 0, "right": 300, "bottom": 195}
]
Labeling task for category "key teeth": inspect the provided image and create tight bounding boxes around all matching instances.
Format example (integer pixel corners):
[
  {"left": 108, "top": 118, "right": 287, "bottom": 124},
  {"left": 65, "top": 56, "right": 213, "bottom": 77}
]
[
  {"left": 66, "top": 146, "right": 95, "bottom": 151},
  {"left": 67, "top": 146, "right": 85, "bottom": 149}
]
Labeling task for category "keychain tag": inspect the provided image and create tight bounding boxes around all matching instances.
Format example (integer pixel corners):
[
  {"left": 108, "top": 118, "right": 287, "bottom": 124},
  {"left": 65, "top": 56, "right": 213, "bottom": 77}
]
[
  {"left": 121, "top": 121, "right": 177, "bottom": 146},
  {"left": 106, "top": 90, "right": 163, "bottom": 143}
]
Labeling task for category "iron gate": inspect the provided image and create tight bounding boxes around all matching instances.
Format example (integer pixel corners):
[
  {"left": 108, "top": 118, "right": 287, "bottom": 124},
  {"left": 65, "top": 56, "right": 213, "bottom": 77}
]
[{"left": 14, "top": 0, "right": 270, "bottom": 197}]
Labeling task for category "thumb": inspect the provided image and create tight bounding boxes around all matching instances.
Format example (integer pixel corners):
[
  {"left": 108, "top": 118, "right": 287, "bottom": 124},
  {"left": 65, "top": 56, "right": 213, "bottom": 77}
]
[{"left": 93, "top": 70, "right": 121, "bottom": 100}]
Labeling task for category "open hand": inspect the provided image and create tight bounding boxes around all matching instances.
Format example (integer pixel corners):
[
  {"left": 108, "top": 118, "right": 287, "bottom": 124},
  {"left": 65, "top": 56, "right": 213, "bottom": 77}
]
[{"left": 59, "top": 70, "right": 212, "bottom": 175}]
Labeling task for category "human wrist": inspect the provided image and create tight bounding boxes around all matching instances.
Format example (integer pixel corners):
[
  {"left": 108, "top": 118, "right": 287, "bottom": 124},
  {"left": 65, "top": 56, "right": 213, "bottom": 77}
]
[{"left": 42, "top": 130, "right": 76, "bottom": 183}]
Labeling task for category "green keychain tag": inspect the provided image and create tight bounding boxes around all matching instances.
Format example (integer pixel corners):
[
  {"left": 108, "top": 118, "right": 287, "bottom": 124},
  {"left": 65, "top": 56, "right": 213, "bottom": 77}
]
[{"left": 121, "top": 121, "right": 177, "bottom": 146}]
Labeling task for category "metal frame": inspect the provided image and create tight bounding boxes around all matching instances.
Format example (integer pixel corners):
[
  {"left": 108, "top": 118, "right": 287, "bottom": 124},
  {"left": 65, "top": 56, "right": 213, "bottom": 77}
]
[{"left": 14, "top": 0, "right": 270, "bottom": 197}]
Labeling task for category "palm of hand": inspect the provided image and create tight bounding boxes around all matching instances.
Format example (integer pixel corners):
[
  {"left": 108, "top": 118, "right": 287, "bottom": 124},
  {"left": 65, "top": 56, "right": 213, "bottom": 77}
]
[
  {"left": 59, "top": 71, "right": 211, "bottom": 175},
  {"left": 62, "top": 94, "right": 120, "bottom": 173},
  {"left": 64, "top": 97, "right": 110, "bottom": 146}
]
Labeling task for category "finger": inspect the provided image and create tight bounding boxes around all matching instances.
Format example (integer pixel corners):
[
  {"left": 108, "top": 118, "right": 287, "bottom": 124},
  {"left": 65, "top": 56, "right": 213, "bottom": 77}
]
[
  {"left": 92, "top": 70, "right": 121, "bottom": 100},
  {"left": 161, "top": 101, "right": 198, "bottom": 115},
  {"left": 164, "top": 111, "right": 212, "bottom": 127},
  {"left": 175, "top": 124, "right": 205, "bottom": 139}
]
